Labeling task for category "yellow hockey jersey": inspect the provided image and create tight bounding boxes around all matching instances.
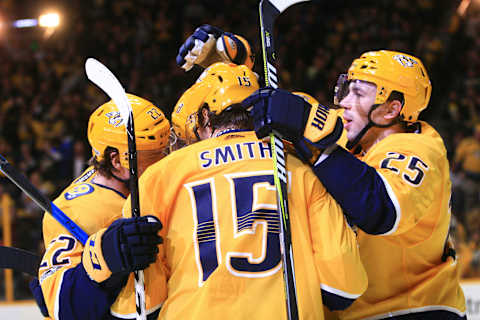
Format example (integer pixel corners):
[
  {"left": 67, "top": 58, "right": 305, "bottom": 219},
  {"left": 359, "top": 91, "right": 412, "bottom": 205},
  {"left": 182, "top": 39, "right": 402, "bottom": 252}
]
[
  {"left": 334, "top": 122, "right": 466, "bottom": 319},
  {"left": 39, "top": 166, "right": 126, "bottom": 319},
  {"left": 113, "top": 130, "right": 367, "bottom": 319}
]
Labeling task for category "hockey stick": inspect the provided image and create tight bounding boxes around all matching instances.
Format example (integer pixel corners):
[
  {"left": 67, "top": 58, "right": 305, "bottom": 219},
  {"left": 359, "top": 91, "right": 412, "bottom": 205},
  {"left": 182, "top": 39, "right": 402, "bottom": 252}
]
[
  {"left": 0, "top": 246, "right": 41, "bottom": 276},
  {"left": 85, "top": 58, "right": 146, "bottom": 320},
  {"left": 259, "top": 1, "right": 310, "bottom": 319},
  {"left": 0, "top": 154, "right": 89, "bottom": 245}
]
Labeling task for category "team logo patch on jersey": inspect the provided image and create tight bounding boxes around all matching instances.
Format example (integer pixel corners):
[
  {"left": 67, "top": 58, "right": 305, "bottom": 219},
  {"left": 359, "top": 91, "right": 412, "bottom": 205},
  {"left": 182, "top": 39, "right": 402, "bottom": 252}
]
[
  {"left": 64, "top": 184, "right": 94, "bottom": 200},
  {"left": 105, "top": 111, "right": 123, "bottom": 127},
  {"left": 393, "top": 54, "right": 418, "bottom": 68}
]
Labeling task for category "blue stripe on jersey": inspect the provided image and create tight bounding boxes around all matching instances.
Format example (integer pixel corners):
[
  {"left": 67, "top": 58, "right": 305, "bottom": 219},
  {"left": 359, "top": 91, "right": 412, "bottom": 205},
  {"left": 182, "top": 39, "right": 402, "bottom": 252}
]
[
  {"left": 321, "top": 289, "right": 355, "bottom": 311},
  {"left": 59, "top": 264, "right": 125, "bottom": 319},
  {"left": 312, "top": 147, "right": 397, "bottom": 235},
  {"left": 92, "top": 182, "right": 127, "bottom": 199}
]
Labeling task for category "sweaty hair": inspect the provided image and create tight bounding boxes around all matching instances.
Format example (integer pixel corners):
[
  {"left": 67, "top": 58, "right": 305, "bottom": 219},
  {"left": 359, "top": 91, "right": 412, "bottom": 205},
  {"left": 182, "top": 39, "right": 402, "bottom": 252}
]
[
  {"left": 199, "top": 103, "right": 253, "bottom": 132},
  {"left": 89, "top": 146, "right": 118, "bottom": 178},
  {"left": 387, "top": 90, "right": 405, "bottom": 106}
]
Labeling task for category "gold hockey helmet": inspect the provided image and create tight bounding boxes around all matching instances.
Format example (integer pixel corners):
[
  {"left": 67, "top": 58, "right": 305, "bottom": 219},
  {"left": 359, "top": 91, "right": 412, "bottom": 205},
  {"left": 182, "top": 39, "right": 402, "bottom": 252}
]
[
  {"left": 338, "top": 50, "right": 432, "bottom": 122},
  {"left": 88, "top": 93, "right": 170, "bottom": 167},
  {"left": 171, "top": 62, "right": 259, "bottom": 144}
]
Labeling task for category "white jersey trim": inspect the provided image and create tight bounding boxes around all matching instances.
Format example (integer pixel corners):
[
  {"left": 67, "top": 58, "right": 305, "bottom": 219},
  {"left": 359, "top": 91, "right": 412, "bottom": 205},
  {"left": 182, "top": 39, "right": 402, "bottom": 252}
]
[
  {"left": 314, "top": 144, "right": 338, "bottom": 165},
  {"left": 110, "top": 304, "right": 162, "bottom": 319},
  {"left": 54, "top": 271, "right": 65, "bottom": 320},
  {"left": 362, "top": 305, "right": 466, "bottom": 320},
  {"left": 376, "top": 171, "right": 401, "bottom": 236},
  {"left": 320, "top": 283, "right": 362, "bottom": 299}
]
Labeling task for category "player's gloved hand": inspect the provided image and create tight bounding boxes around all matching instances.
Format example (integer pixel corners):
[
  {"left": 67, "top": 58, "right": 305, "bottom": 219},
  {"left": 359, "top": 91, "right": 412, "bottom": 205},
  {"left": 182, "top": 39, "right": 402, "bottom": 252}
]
[
  {"left": 176, "top": 24, "right": 254, "bottom": 71},
  {"left": 243, "top": 87, "right": 344, "bottom": 164},
  {"left": 82, "top": 215, "right": 163, "bottom": 283}
]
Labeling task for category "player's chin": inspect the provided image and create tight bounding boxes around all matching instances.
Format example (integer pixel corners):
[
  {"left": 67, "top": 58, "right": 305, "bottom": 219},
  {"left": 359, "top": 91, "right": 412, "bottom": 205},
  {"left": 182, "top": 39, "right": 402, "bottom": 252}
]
[{"left": 346, "top": 129, "right": 357, "bottom": 142}]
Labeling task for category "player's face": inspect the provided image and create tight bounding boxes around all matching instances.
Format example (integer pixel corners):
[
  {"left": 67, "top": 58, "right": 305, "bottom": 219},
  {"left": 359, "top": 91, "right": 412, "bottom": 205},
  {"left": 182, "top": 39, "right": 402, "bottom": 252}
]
[{"left": 339, "top": 80, "right": 377, "bottom": 142}]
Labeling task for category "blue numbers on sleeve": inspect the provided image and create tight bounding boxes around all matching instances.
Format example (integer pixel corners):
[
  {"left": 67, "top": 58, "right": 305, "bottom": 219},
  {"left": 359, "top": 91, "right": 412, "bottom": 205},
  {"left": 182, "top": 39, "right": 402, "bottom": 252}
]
[{"left": 380, "top": 152, "right": 429, "bottom": 187}]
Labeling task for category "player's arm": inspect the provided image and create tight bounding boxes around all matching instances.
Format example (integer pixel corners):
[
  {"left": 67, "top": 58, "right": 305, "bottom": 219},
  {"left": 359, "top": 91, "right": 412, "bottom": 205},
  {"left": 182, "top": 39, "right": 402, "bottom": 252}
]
[
  {"left": 176, "top": 24, "right": 254, "bottom": 71},
  {"left": 311, "top": 147, "right": 400, "bottom": 235},
  {"left": 39, "top": 212, "right": 162, "bottom": 320},
  {"left": 244, "top": 88, "right": 397, "bottom": 235},
  {"left": 307, "top": 171, "right": 367, "bottom": 310}
]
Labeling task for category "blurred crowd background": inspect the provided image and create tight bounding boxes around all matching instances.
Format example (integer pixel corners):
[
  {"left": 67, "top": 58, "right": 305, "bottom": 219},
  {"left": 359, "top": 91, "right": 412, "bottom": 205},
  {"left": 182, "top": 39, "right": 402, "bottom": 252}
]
[{"left": 0, "top": 0, "right": 479, "bottom": 299}]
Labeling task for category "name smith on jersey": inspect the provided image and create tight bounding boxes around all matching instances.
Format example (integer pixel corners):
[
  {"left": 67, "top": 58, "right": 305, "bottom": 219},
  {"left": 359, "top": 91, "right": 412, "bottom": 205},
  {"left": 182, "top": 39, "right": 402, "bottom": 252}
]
[{"left": 199, "top": 141, "right": 272, "bottom": 168}]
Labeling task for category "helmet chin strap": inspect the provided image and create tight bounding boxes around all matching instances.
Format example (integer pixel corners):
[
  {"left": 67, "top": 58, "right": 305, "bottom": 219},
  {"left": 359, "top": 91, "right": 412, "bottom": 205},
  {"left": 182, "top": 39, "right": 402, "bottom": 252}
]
[
  {"left": 346, "top": 103, "right": 400, "bottom": 153},
  {"left": 111, "top": 171, "right": 131, "bottom": 189}
]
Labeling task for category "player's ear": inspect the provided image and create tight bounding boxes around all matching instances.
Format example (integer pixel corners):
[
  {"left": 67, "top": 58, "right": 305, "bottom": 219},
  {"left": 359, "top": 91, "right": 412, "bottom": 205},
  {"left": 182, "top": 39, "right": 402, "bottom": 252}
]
[
  {"left": 384, "top": 100, "right": 403, "bottom": 120},
  {"left": 109, "top": 150, "right": 122, "bottom": 171},
  {"left": 200, "top": 106, "right": 211, "bottom": 128}
]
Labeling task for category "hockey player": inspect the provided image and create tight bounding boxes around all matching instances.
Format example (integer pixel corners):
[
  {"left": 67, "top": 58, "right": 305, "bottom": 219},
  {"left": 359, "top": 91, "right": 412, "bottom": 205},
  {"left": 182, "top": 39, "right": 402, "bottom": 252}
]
[
  {"left": 109, "top": 62, "right": 367, "bottom": 319},
  {"left": 172, "top": 24, "right": 255, "bottom": 150},
  {"left": 246, "top": 51, "right": 467, "bottom": 319},
  {"left": 35, "top": 94, "right": 170, "bottom": 319}
]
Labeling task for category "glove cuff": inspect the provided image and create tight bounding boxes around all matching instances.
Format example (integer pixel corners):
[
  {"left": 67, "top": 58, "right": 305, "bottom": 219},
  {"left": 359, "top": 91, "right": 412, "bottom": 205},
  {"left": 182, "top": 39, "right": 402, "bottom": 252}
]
[
  {"left": 82, "top": 229, "right": 112, "bottom": 283},
  {"left": 295, "top": 139, "right": 323, "bottom": 165},
  {"left": 216, "top": 33, "right": 254, "bottom": 69}
]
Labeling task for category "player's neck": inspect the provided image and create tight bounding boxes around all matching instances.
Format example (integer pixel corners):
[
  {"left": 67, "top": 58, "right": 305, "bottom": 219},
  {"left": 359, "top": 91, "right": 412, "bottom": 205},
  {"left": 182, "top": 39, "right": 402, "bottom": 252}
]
[
  {"left": 93, "top": 174, "right": 129, "bottom": 197},
  {"left": 360, "top": 124, "right": 405, "bottom": 153}
]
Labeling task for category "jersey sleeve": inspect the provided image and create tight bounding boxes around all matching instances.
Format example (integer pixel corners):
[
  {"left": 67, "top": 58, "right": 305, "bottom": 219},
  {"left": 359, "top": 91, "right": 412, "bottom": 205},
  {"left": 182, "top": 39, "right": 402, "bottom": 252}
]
[
  {"left": 306, "top": 171, "right": 367, "bottom": 310},
  {"left": 312, "top": 146, "right": 398, "bottom": 235},
  {"left": 313, "top": 133, "right": 447, "bottom": 241},
  {"left": 360, "top": 139, "right": 447, "bottom": 240},
  {"left": 39, "top": 204, "right": 124, "bottom": 319}
]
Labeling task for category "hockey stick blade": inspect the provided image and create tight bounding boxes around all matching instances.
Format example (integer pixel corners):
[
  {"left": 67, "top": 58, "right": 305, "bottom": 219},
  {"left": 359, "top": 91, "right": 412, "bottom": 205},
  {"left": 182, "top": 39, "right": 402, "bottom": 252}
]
[
  {"left": 85, "top": 58, "right": 133, "bottom": 133},
  {"left": 268, "top": 0, "right": 310, "bottom": 13},
  {"left": 0, "top": 154, "right": 88, "bottom": 245},
  {"left": 85, "top": 58, "right": 141, "bottom": 216},
  {"left": 0, "top": 246, "right": 41, "bottom": 276},
  {"left": 85, "top": 58, "right": 146, "bottom": 320}
]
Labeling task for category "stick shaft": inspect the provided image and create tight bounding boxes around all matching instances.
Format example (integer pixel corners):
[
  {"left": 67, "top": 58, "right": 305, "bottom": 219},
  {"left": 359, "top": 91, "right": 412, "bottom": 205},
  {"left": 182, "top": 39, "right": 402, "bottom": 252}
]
[
  {"left": 259, "top": 1, "right": 304, "bottom": 318},
  {"left": 0, "top": 155, "right": 88, "bottom": 245}
]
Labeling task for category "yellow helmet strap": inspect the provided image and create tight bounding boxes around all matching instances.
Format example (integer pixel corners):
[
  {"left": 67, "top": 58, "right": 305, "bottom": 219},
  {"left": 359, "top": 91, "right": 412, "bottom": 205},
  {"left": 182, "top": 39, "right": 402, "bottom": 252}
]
[{"left": 111, "top": 172, "right": 130, "bottom": 189}]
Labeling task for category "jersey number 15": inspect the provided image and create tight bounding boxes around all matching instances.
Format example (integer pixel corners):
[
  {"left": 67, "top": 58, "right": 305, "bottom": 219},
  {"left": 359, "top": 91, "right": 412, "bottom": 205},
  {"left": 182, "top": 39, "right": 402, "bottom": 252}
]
[{"left": 185, "top": 171, "right": 281, "bottom": 287}]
